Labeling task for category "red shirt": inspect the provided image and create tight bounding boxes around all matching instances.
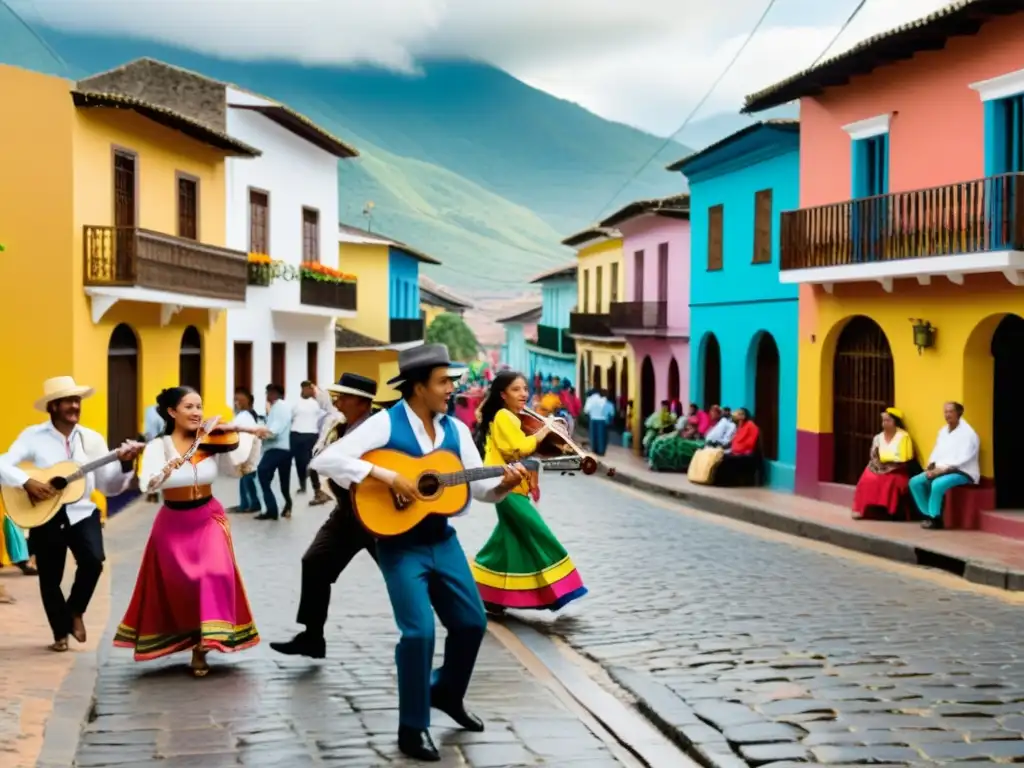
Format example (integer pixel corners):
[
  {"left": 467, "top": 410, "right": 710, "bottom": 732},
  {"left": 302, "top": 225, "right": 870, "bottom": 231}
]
[{"left": 731, "top": 421, "right": 760, "bottom": 456}]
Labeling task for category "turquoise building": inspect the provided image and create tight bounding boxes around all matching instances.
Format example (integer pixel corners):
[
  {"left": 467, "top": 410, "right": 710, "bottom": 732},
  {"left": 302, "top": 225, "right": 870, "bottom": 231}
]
[
  {"left": 498, "top": 304, "right": 540, "bottom": 376},
  {"left": 670, "top": 120, "right": 800, "bottom": 490},
  {"left": 499, "top": 263, "right": 577, "bottom": 383}
]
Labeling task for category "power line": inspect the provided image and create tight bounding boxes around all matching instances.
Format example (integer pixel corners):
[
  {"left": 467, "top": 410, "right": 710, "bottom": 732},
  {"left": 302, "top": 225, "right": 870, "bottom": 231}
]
[
  {"left": 591, "top": 0, "right": 780, "bottom": 222},
  {"left": 809, "top": 0, "right": 869, "bottom": 68},
  {"left": 1, "top": 0, "right": 68, "bottom": 74}
]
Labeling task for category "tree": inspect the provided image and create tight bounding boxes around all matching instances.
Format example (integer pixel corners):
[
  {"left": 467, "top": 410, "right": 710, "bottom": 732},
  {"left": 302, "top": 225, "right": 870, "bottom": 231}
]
[{"left": 425, "top": 312, "right": 479, "bottom": 362}]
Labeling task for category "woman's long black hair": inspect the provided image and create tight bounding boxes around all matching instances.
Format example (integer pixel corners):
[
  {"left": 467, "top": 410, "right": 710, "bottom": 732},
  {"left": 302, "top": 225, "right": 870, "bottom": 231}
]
[
  {"left": 156, "top": 386, "right": 197, "bottom": 436},
  {"left": 473, "top": 370, "right": 526, "bottom": 456}
]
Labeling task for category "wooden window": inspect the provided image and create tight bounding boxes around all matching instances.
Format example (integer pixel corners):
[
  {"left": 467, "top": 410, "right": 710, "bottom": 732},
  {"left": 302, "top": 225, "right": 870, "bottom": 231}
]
[
  {"left": 249, "top": 189, "right": 269, "bottom": 254},
  {"left": 271, "top": 342, "right": 286, "bottom": 388},
  {"left": 306, "top": 341, "right": 318, "bottom": 382},
  {"left": 233, "top": 342, "right": 253, "bottom": 393},
  {"left": 753, "top": 189, "right": 773, "bottom": 264},
  {"left": 610, "top": 262, "right": 619, "bottom": 303},
  {"left": 633, "top": 250, "right": 644, "bottom": 301},
  {"left": 657, "top": 242, "right": 669, "bottom": 301},
  {"left": 176, "top": 174, "right": 198, "bottom": 240},
  {"left": 583, "top": 270, "right": 590, "bottom": 312},
  {"left": 595, "top": 266, "right": 603, "bottom": 313},
  {"left": 302, "top": 207, "right": 320, "bottom": 263},
  {"left": 707, "top": 204, "right": 724, "bottom": 271}
]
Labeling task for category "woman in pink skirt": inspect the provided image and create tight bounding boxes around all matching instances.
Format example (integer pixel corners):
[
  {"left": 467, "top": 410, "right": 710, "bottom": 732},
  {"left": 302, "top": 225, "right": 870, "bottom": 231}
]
[{"left": 114, "top": 386, "right": 267, "bottom": 676}]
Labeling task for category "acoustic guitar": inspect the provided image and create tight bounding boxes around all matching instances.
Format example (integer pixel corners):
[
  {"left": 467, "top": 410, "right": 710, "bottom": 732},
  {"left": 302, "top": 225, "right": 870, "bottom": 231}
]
[
  {"left": 2, "top": 444, "right": 143, "bottom": 529},
  {"left": 350, "top": 448, "right": 582, "bottom": 537}
]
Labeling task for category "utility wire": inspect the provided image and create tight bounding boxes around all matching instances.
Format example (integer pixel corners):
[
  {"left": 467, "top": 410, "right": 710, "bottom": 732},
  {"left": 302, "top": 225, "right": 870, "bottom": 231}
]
[
  {"left": 0, "top": 0, "right": 68, "bottom": 74},
  {"left": 808, "top": 0, "right": 869, "bottom": 68},
  {"left": 591, "top": 0, "right": 780, "bottom": 221}
]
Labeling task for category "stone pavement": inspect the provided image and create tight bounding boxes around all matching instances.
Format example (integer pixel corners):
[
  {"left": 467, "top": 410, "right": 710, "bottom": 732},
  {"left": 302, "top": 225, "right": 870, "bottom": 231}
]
[
  {"left": 72, "top": 484, "right": 629, "bottom": 768},
  {"left": 0, "top": 556, "right": 110, "bottom": 768},
  {"left": 473, "top": 472, "right": 1024, "bottom": 767}
]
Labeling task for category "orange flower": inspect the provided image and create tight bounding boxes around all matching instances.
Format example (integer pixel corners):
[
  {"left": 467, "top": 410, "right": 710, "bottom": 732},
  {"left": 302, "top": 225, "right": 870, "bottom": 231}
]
[{"left": 248, "top": 253, "right": 271, "bottom": 264}]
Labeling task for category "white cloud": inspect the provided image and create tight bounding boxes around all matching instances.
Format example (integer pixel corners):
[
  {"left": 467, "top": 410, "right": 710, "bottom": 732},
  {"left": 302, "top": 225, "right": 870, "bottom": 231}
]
[{"left": 16, "top": 0, "right": 954, "bottom": 135}]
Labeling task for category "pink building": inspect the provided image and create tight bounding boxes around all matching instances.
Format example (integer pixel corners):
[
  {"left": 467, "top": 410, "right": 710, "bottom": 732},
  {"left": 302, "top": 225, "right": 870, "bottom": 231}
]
[{"left": 603, "top": 195, "right": 691, "bottom": 422}]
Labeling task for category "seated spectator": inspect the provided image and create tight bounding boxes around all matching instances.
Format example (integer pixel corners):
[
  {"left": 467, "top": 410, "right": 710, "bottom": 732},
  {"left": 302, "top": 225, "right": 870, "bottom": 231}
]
[
  {"left": 704, "top": 405, "right": 736, "bottom": 448},
  {"left": 852, "top": 407, "right": 916, "bottom": 519},
  {"left": 649, "top": 404, "right": 722, "bottom": 472},
  {"left": 642, "top": 400, "right": 676, "bottom": 455},
  {"left": 714, "top": 408, "right": 761, "bottom": 487},
  {"left": 910, "top": 401, "right": 980, "bottom": 530},
  {"left": 679, "top": 403, "right": 710, "bottom": 440}
]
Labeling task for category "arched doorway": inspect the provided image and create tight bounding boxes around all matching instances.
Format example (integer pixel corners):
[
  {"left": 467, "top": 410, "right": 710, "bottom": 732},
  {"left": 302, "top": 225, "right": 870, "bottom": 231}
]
[
  {"left": 992, "top": 314, "right": 1024, "bottom": 508},
  {"left": 179, "top": 326, "right": 202, "bottom": 394},
  {"left": 667, "top": 357, "right": 680, "bottom": 404},
  {"left": 640, "top": 356, "right": 656, "bottom": 426},
  {"left": 702, "top": 334, "right": 721, "bottom": 409},
  {"left": 593, "top": 365, "right": 603, "bottom": 391},
  {"left": 608, "top": 359, "right": 618, "bottom": 425},
  {"left": 832, "top": 317, "right": 893, "bottom": 485},
  {"left": 620, "top": 359, "right": 629, "bottom": 410},
  {"left": 753, "top": 333, "right": 780, "bottom": 461},
  {"left": 578, "top": 359, "right": 587, "bottom": 394},
  {"left": 107, "top": 323, "right": 139, "bottom": 448}
]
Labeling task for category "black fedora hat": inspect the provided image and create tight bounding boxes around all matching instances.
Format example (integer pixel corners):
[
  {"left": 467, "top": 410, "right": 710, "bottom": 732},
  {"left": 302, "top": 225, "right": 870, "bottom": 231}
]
[
  {"left": 325, "top": 372, "right": 378, "bottom": 400},
  {"left": 386, "top": 344, "right": 468, "bottom": 387}
]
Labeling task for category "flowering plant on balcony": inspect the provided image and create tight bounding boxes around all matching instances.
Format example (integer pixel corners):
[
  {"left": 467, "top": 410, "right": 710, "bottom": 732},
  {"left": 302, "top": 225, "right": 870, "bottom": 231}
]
[
  {"left": 247, "top": 252, "right": 273, "bottom": 287},
  {"left": 299, "top": 261, "right": 357, "bottom": 285}
]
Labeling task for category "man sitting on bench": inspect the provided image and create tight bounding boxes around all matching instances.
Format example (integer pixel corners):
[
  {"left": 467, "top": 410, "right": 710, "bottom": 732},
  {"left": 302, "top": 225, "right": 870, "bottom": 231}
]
[
  {"left": 714, "top": 408, "right": 761, "bottom": 487},
  {"left": 910, "top": 401, "right": 979, "bottom": 530}
]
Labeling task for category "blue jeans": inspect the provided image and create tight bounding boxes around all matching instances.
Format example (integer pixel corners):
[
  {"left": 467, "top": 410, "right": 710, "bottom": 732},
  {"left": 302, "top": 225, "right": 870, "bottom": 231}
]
[
  {"left": 588, "top": 418, "right": 608, "bottom": 456},
  {"left": 909, "top": 471, "right": 972, "bottom": 520},
  {"left": 239, "top": 473, "right": 259, "bottom": 511},
  {"left": 376, "top": 531, "right": 487, "bottom": 729}
]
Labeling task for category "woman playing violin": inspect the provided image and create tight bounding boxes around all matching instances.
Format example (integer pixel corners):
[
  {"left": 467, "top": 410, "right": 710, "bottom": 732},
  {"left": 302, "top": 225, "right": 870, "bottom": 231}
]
[
  {"left": 114, "top": 386, "right": 269, "bottom": 677},
  {"left": 470, "top": 371, "right": 588, "bottom": 614}
]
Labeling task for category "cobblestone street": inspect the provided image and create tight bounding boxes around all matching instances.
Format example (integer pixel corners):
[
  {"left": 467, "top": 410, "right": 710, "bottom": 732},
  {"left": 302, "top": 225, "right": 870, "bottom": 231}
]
[
  {"left": 485, "top": 476, "right": 1024, "bottom": 767},
  {"left": 74, "top": 485, "right": 629, "bottom": 768}
]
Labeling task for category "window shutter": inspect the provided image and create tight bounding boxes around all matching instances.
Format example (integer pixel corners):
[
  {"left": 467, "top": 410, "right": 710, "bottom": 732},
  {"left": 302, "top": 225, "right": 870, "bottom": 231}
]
[
  {"left": 708, "top": 205, "right": 724, "bottom": 271},
  {"left": 753, "top": 189, "right": 772, "bottom": 264}
]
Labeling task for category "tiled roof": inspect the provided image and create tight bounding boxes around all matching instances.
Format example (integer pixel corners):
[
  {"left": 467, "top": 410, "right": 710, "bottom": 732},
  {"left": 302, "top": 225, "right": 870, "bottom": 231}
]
[
  {"left": 337, "top": 223, "right": 441, "bottom": 265},
  {"left": 70, "top": 90, "right": 262, "bottom": 157},
  {"left": 743, "top": 0, "right": 1018, "bottom": 113},
  {"left": 419, "top": 275, "right": 473, "bottom": 310},
  {"left": 529, "top": 262, "right": 578, "bottom": 284},
  {"left": 335, "top": 327, "right": 387, "bottom": 349},
  {"left": 666, "top": 119, "right": 799, "bottom": 172},
  {"left": 560, "top": 226, "right": 621, "bottom": 248},
  {"left": 599, "top": 193, "right": 691, "bottom": 227},
  {"left": 497, "top": 304, "right": 542, "bottom": 324}
]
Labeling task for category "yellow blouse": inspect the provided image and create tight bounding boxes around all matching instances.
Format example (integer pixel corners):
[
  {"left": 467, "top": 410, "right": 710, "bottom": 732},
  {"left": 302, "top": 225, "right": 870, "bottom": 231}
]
[
  {"left": 874, "top": 429, "right": 913, "bottom": 463},
  {"left": 484, "top": 408, "right": 537, "bottom": 496}
]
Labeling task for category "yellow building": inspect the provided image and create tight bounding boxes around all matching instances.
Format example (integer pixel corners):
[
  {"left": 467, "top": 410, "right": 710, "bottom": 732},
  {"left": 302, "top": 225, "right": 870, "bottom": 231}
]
[
  {"left": 562, "top": 227, "right": 636, "bottom": 435},
  {"left": 0, "top": 65, "right": 256, "bottom": 448},
  {"left": 419, "top": 274, "right": 472, "bottom": 329},
  {"left": 335, "top": 224, "right": 440, "bottom": 401}
]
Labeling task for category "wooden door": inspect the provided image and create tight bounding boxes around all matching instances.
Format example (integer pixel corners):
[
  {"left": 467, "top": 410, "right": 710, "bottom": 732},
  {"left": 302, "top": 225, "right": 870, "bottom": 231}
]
[
  {"left": 233, "top": 342, "right": 253, "bottom": 394},
  {"left": 658, "top": 243, "right": 669, "bottom": 302},
  {"left": 640, "top": 356, "right": 655, "bottom": 425},
  {"left": 754, "top": 333, "right": 780, "bottom": 460},
  {"left": 107, "top": 323, "right": 139, "bottom": 447},
  {"left": 179, "top": 326, "right": 202, "bottom": 394},
  {"left": 667, "top": 357, "right": 680, "bottom": 403},
  {"left": 113, "top": 150, "right": 136, "bottom": 280},
  {"left": 607, "top": 361, "right": 618, "bottom": 414},
  {"left": 832, "top": 317, "right": 893, "bottom": 485},
  {"left": 702, "top": 334, "right": 721, "bottom": 409},
  {"left": 306, "top": 341, "right": 318, "bottom": 383},
  {"left": 992, "top": 314, "right": 1024, "bottom": 508},
  {"left": 592, "top": 365, "right": 602, "bottom": 390},
  {"left": 633, "top": 251, "right": 644, "bottom": 301},
  {"left": 271, "top": 342, "right": 286, "bottom": 388}
]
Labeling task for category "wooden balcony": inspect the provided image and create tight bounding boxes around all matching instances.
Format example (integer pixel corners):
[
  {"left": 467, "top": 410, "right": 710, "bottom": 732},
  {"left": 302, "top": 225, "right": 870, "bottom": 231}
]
[
  {"left": 780, "top": 173, "right": 1024, "bottom": 281},
  {"left": 390, "top": 317, "right": 425, "bottom": 344},
  {"left": 610, "top": 301, "right": 667, "bottom": 331},
  {"left": 569, "top": 312, "right": 613, "bottom": 337},
  {"left": 83, "top": 225, "right": 247, "bottom": 301},
  {"left": 532, "top": 324, "right": 575, "bottom": 355},
  {"left": 300, "top": 274, "right": 357, "bottom": 312}
]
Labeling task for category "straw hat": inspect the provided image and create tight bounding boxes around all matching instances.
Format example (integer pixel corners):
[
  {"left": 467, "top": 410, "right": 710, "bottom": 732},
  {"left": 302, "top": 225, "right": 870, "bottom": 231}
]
[{"left": 34, "top": 376, "right": 94, "bottom": 412}]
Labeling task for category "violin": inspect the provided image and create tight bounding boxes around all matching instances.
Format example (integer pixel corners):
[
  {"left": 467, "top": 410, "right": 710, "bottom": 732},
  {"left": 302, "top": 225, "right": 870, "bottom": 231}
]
[
  {"left": 195, "top": 424, "right": 241, "bottom": 459},
  {"left": 517, "top": 407, "right": 613, "bottom": 477}
]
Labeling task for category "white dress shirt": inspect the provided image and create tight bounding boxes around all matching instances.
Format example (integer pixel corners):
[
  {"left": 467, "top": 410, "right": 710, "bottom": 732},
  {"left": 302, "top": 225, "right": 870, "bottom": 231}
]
[
  {"left": 704, "top": 418, "right": 736, "bottom": 446},
  {"left": 584, "top": 395, "right": 609, "bottom": 421},
  {"left": 0, "top": 421, "right": 134, "bottom": 526},
  {"left": 928, "top": 418, "right": 981, "bottom": 484},
  {"left": 138, "top": 435, "right": 259, "bottom": 492},
  {"left": 291, "top": 397, "right": 323, "bottom": 435},
  {"left": 310, "top": 400, "right": 506, "bottom": 514}
]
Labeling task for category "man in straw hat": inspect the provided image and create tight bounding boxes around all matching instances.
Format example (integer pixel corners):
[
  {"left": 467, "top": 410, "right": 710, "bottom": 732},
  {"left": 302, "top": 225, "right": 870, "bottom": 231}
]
[
  {"left": 311, "top": 345, "right": 527, "bottom": 762},
  {"left": 272, "top": 372, "right": 383, "bottom": 659},
  {"left": 0, "top": 376, "right": 144, "bottom": 651}
]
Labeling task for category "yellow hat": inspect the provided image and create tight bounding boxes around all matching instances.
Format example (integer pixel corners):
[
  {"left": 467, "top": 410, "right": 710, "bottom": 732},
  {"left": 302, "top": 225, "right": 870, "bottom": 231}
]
[{"left": 885, "top": 407, "right": 904, "bottom": 421}]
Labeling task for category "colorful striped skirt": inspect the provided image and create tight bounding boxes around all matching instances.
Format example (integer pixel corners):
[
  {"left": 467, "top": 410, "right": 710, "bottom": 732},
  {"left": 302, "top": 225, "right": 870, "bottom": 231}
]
[
  {"left": 472, "top": 493, "right": 587, "bottom": 611},
  {"left": 114, "top": 498, "right": 259, "bottom": 661}
]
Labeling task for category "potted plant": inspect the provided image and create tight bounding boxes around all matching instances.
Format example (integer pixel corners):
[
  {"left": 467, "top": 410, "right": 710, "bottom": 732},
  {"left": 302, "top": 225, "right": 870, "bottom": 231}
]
[{"left": 247, "top": 253, "right": 273, "bottom": 286}]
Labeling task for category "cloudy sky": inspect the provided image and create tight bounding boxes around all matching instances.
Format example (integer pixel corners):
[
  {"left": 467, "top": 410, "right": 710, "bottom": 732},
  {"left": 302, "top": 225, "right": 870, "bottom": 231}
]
[{"left": 14, "top": 0, "right": 951, "bottom": 137}]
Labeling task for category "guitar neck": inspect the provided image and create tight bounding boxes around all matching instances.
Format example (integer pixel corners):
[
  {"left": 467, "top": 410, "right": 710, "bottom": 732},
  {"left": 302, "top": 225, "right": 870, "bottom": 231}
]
[
  {"left": 66, "top": 451, "right": 124, "bottom": 482},
  {"left": 436, "top": 459, "right": 539, "bottom": 487}
]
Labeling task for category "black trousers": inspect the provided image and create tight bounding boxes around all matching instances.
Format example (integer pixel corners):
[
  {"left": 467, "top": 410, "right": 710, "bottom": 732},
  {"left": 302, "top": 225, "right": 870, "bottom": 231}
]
[
  {"left": 296, "top": 504, "right": 377, "bottom": 634},
  {"left": 257, "top": 448, "right": 292, "bottom": 518},
  {"left": 290, "top": 432, "right": 320, "bottom": 492},
  {"left": 29, "top": 507, "right": 104, "bottom": 641}
]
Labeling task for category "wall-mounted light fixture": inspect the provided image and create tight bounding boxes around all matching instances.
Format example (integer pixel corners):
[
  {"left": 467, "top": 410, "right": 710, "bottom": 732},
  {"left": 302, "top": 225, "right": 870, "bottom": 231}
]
[{"left": 910, "top": 318, "right": 935, "bottom": 355}]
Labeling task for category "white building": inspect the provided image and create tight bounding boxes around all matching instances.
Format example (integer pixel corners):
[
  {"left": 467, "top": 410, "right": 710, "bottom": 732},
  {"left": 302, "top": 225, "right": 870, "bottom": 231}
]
[{"left": 77, "top": 58, "right": 359, "bottom": 410}]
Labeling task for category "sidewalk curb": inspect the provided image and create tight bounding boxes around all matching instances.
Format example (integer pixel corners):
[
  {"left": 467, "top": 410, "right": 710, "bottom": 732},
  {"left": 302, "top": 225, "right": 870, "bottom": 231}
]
[{"left": 602, "top": 464, "right": 1024, "bottom": 592}]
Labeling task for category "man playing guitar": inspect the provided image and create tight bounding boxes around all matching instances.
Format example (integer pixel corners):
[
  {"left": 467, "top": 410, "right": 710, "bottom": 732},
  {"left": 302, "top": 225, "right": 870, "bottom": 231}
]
[
  {"left": 310, "top": 345, "right": 527, "bottom": 762},
  {"left": 0, "top": 377, "right": 143, "bottom": 651}
]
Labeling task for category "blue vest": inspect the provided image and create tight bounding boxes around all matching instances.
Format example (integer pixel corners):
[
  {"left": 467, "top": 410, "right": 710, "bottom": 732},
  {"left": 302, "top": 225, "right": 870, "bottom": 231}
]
[{"left": 383, "top": 402, "right": 462, "bottom": 545}]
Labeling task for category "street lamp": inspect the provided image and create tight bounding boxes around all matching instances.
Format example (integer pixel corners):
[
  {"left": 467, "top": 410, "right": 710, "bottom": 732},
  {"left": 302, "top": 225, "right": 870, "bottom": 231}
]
[{"left": 909, "top": 318, "right": 935, "bottom": 355}]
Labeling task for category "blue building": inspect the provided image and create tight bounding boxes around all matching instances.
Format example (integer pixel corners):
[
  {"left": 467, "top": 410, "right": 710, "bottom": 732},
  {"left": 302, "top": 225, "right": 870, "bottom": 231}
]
[
  {"left": 498, "top": 303, "right": 541, "bottom": 376},
  {"left": 499, "top": 263, "right": 577, "bottom": 383},
  {"left": 670, "top": 120, "right": 800, "bottom": 490}
]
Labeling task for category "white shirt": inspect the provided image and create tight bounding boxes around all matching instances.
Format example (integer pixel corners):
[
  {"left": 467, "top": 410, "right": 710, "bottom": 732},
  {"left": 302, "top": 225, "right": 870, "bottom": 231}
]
[
  {"left": 704, "top": 418, "right": 736, "bottom": 446},
  {"left": 0, "top": 421, "right": 134, "bottom": 526},
  {"left": 291, "top": 397, "right": 323, "bottom": 435},
  {"left": 309, "top": 400, "right": 505, "bottom": 514},
  {"left": 928, "top": 418, "right": 981, "bottom": 484},
  {"left": 584, "top": 395, "right": 609, "bottom": 421},
  {"left": 139, "top": 434, "right": 260, "bottom": 492},
  {"left": 233, "top": 410, "right": 257, "bottom": 429}
]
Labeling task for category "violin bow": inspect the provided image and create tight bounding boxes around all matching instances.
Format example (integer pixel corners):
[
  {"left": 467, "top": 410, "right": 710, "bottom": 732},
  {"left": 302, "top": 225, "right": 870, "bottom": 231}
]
[{"left": 146, "top": 416, "right": 222, "bottom": 492}]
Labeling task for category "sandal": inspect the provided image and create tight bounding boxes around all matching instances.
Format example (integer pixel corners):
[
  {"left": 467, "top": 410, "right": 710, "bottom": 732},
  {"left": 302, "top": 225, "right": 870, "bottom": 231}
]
[
  {"left": 17, "top": 561, "right": 37, "bottom": 576},
  {"left": 49, "top": 638, "right": 69, "bottom": 652},
  {"left": 190, "top": 648, "right": 210, "bottom": 677}
]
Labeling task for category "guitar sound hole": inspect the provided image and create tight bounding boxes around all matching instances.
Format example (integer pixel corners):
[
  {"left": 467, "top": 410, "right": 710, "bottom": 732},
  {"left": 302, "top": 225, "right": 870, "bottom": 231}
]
[
  {"left": 417, "top": 474, "right": 441, "bottom": 497},
  {"left": 50, "top": 477, "right": 68, "bottom": 491}
]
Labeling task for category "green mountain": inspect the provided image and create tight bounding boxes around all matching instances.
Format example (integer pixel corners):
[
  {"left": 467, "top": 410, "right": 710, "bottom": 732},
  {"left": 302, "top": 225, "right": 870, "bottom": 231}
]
[{"left": 0, "top": 12, "right": 690, "bottom": 293}]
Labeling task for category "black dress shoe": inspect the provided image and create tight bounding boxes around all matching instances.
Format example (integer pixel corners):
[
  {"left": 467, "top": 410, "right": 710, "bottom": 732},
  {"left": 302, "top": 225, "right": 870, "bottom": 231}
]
[
  {"left": 397, "top": 726, "right": 440, "bottom": 761},
  {"left": 270, "top": 632, "right": 326, "bottom": 659},
  {"left": 430, "top": 690, "right": 485, "bottom": 732},
  {"left": 254, "top": 512, "right": 278, "bottom": 521}
]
